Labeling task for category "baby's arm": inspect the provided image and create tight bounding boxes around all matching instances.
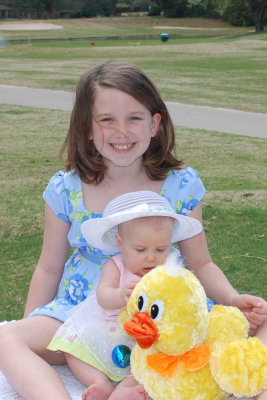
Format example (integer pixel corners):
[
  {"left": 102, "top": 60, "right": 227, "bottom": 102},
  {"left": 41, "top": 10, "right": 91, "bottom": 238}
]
[
  {"left": 96, "top": 259, "right": 140, "bottom": 310},
  {"left": 120, "top": 279, "right": 141, "bottom": 304}
]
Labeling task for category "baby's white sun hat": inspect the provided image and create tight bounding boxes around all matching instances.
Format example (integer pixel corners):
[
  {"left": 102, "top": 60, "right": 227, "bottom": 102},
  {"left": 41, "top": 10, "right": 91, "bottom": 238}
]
[{"left": 81, "top": 190, "right": 202, "bottom": 253}]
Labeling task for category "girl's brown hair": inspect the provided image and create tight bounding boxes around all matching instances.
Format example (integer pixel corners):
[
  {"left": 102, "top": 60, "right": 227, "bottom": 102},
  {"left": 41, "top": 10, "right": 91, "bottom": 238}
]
[{"left": 59, "top": 60, "right": 183, "bottom": 183}]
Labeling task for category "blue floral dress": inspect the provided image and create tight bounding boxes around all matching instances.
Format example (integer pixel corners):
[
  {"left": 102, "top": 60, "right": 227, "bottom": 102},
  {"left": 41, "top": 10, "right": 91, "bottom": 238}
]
[{"left": 29, "top": 167, "right": 206, "bottom": 322}]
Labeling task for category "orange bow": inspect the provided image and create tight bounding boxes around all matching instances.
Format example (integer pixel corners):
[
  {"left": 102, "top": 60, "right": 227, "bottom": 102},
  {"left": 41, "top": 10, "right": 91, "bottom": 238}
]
[{"left": 146, "top": 344, "right": 211, "bottom": 378}]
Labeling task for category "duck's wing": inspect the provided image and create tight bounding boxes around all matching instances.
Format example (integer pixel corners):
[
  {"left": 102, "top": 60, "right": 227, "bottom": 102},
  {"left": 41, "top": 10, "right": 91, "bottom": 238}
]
[
  {"left": 206, "top": 305, "right": 249, "bottom": 344},
  {"left": 210, "top": 337, "right": 267, "bottom": 398}
]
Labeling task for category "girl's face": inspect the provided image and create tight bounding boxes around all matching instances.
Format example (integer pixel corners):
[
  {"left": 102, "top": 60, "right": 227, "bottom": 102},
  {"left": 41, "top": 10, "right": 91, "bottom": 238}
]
[
  {"left": 90, "top": 88, "right": 161, "bottom": 169},
  {"left": 116, "top": 217, "right": 172, "bottom": 277}
]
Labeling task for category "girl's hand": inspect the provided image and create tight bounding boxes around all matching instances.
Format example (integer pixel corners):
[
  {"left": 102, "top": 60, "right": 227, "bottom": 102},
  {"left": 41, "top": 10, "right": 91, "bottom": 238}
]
[
  {"left": 230, "top": 294, "right": 267, "bottom": 333},
  {"left": 120, "top": 277, "right": 141, "bottom": 305}
]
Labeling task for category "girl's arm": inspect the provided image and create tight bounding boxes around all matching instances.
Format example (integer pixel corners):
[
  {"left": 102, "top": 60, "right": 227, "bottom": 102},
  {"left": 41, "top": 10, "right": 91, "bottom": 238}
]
[
  {"left": 23, "top": 204, "right": 70, "bottom": 317},
  {"left": 179, "top": 203, "right": 267, "bottom": 331},
  {"left": 179, "top": 204, "right": 267, "bottom": 336},
  {"left": 96, "top": 260, "right": 139, "bottom": 310},
  {"left": 179, "top": 203, "right": 239, "bottom": 305}
]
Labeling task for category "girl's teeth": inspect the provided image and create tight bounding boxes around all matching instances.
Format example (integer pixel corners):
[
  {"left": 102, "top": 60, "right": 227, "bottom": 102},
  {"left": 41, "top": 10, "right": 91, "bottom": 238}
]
[{"left": 113, "top": 144, "right": 131, "bottom": 150}]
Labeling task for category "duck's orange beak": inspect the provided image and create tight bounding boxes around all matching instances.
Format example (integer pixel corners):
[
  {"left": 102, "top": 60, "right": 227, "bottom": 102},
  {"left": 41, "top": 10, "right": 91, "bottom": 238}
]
[{"left": 124, "top": 311, "right": 159, "bottom": 349}]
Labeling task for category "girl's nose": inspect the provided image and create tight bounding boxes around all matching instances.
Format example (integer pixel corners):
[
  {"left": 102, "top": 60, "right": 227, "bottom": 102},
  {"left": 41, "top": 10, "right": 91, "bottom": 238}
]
[{"left": 114, "top": 120, "right": 129, "bottom": 136}]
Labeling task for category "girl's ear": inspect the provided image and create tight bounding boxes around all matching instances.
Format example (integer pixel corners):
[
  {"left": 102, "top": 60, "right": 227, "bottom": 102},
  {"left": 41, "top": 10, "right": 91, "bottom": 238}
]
[
  {"left": 151, "top": 113, "right": 161, "bottom": 137},
  {"left": 116, "top": 233, "right": 123, "bottom": 251}
]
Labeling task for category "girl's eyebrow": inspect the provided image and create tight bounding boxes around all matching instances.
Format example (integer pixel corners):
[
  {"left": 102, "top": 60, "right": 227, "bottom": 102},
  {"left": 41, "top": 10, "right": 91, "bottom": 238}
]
[
  {"left": 95, "top": 111, "right": 146, "bottom": 117},
  {"left": 94, "top": 113, "right": 112, "bottom": 118},
  {"left": 130, "top": 111, "right": 146, "bottom": 114}
]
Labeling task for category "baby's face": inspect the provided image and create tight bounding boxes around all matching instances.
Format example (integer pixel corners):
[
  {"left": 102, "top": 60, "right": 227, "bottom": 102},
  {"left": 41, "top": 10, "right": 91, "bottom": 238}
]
[{"left": 116, "top": 216, "right": 173, "bottom": 276}]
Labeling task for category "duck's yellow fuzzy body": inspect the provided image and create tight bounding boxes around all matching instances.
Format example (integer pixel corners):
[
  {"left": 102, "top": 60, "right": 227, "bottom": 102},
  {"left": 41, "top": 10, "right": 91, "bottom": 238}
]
[
  {"left": 123, "top": 259, "right": 267, "bottom": 400},
  {"left": 130, "top": 345, "right": 227, "bottom": 400}
]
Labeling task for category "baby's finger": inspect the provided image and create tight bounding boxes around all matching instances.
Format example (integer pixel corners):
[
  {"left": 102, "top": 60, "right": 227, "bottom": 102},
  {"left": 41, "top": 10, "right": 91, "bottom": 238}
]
[
  {"left": 253, "top": 301, "right": 267, "bottom": 312},
  {"left": 249, "top": 324, "right": 258, "bottom": 332},
  {"left": 247, "top": 313, "right": 266, "bottom": 327},
  {"left": 250, "top": 311, "right": 267, "bottom": 321}
]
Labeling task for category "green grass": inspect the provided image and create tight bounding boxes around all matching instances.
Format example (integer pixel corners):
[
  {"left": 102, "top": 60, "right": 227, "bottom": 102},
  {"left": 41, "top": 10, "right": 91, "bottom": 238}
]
[
  {"left": 0, "top": 105, "right": 266, "bottom": 320},
  {"left": 0, "top": 17, "right": 266, "bottom": 320},
  {"left": 203, "top": 206, "right": 266, "bottom": 296},
  {"left": 0, "top": 17, "right": 251, "bottom": 41},
  {"left": 0, "top": 17, "right": 267, "bottom": 112}
]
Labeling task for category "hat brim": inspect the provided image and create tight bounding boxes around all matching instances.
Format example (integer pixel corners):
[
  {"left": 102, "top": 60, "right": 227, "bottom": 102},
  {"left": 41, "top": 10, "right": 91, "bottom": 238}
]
[{"left": 81, "top": 210, "right": 202, "bottom": 254}]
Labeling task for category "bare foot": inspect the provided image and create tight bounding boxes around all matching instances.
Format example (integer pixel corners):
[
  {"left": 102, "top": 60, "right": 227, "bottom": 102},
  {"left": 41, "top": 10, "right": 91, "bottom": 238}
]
[
  {"left": 109, "top": 383, "right": 149, "bottom": 400},
  {"left": 82, "top": 383, "right": 114, "bottom": 400},
  {"left": 256, "top": 389, "right": 267, "bottom": 400}
]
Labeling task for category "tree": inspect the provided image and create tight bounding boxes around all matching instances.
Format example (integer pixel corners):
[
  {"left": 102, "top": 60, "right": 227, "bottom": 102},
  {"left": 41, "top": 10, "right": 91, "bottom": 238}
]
[
  {"left": 196, "top": 0, "right": 229, "bottom": 18},
  {"left": 223, "top": 0, "right": 252, "bottom": 27},
  {"left": 221, "top": 0, "right": 266, "bottom": 31},
  {"left": 110, "top": 0, "right": 117, "bottom": 15},
  {"left": 3, "top": 0, "right": 41, "bottom": 18},
  {"left": 151, "top": 0, "right": 191, "bottom": 17},
  {"left": 39, "top": 0, "right": 56, "bottom": 18},
  {"left": 151, "top": 0, "right": 222, "bottom": 17},
  {"left": 80, "top": 0, "right": 119, "bottom": 17},
  {"left": 197, "top": 0, "right": 265, "bottom": 31},
  {"left": 247, "top": 0, "right": 267, "bottom": 31}
]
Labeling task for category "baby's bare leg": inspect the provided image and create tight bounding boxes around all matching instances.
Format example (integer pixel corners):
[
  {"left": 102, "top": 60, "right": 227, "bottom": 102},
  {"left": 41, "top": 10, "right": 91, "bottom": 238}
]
[
  {"left": 108, "top": 376, "right": 148, "bottom": 400},
  {"left": 0, "top": 316, "right": 71, "bottom": 400},
  {"left": 65, "top": 353, "right": 114, "bottom": 400}
]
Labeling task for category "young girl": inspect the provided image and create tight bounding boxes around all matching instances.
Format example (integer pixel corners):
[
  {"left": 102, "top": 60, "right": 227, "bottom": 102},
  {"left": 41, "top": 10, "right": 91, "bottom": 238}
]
[
  {"left": 0, "top": 60, "right": 266, "bottom": 400},
  {"left": 48, "top": 190, "right": 203, "bottom": 400}
]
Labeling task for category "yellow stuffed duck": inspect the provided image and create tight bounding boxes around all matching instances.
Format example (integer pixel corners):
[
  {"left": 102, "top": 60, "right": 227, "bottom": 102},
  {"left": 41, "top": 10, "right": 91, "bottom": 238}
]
[{"left": 123, "top": 255, "right": 267, "bottom": 400}]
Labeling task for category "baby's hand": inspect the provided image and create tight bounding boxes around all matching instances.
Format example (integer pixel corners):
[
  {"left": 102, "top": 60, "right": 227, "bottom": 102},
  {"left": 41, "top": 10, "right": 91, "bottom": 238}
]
[
  {"left": 120, "top": 277, "right": 141, "bottom": 305},
  {"left": 231, "top": 294, "right": 267, "bottom": 333}
]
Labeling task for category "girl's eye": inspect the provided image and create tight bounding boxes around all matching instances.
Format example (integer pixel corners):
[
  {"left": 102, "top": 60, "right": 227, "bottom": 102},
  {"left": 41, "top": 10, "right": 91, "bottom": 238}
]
[
  {"left": 96, "top": 117, "right": 115, "bottom": 128},
  {"left": 129, "top": 116, "right": 140, "bottom": 121},
  {"left": 101, "top": 118, "right": 113, "bottom": 124}
]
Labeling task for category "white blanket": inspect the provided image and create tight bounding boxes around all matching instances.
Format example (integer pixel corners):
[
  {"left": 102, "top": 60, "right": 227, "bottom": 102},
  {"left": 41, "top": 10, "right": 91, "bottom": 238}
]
[
  {"left": 0, "top": 364, "right": 255, "bottom": 400},
  {"left": 0, "top": 322, "right": 254, "bottom": 400},
  {"left": 0, "top": 365, "right": 85, "bottom": 400}
]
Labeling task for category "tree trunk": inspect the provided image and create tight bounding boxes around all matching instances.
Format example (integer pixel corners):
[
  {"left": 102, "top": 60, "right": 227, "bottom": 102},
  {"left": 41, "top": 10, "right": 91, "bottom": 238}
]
[
  {"left": 110, "top": 0, "right": 117, "bottom": 16},
  {"left": 248, "top": 0, "right": 267, "bottom": 32},
  {"left": 254, "top": 7, "right": 265, "bottom": 31},
  {"left": 41, "top": 0, "right": 55, "bottom": 18}
]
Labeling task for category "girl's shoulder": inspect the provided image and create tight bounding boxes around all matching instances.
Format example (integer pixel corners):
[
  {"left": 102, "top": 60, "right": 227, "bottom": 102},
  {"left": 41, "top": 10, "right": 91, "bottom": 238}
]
[
  {"left": 43, "top": 170, "right": 82, "bottom": 223},
  {"left": 45, "top": 170, "right": 82, "bottom": 193},
  {"left": 166, "top": 166, "right": 201, "bottom": 181},
  {"left": 162, "top": 167, "right": 206, "bottom": 215},
  {"left": 162, "top": 167, "right": 203, "bottom": 189}
]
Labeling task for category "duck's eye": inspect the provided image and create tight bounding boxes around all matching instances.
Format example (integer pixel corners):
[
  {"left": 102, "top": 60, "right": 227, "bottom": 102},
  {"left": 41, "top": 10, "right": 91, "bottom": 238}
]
[
  {"left": 138, "top": 296, "right": 143, "bottom": 310},
  {"left": 150, "top": 300, "right": 164, "bottom": 320},
  {"left": 137, "top": 292, "right": 147, "bottom": 312}
]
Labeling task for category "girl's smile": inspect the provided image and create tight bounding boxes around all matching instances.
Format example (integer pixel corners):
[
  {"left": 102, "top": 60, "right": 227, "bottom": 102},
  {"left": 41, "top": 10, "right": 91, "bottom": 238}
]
[{"left": 111, "top": 143, "right": 135, "bottom": 152}]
